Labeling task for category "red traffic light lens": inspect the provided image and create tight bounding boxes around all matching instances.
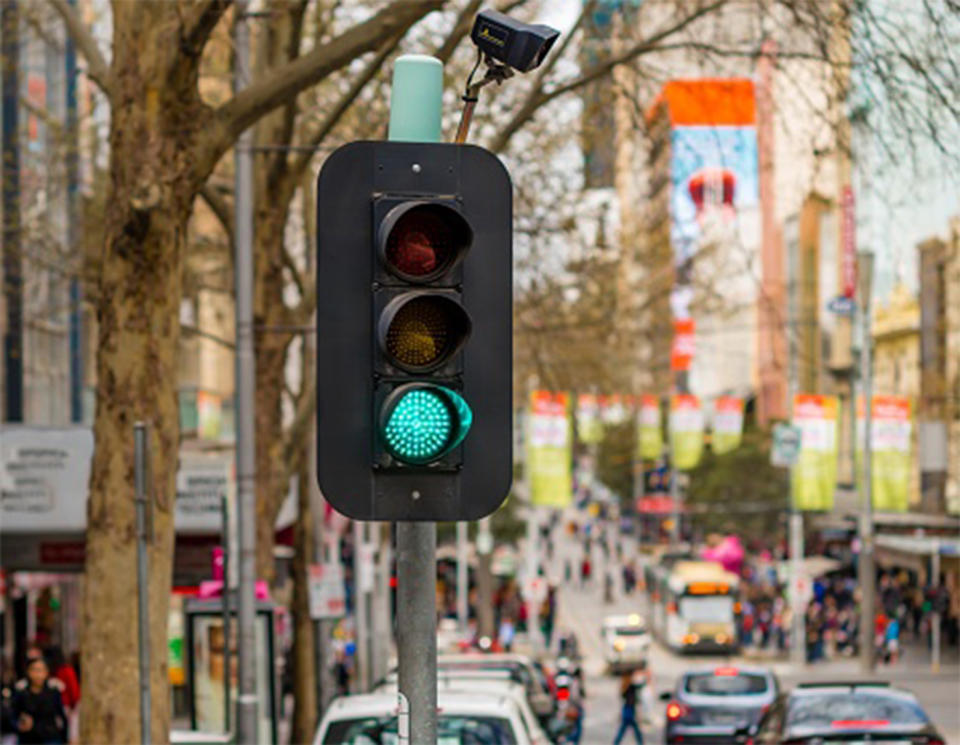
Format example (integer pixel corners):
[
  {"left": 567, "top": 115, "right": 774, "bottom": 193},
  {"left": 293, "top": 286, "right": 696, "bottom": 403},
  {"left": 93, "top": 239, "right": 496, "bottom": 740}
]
[
  {"left": 381, "top": 294, "right": 471, "bottom": 372},
  {"left": 380, "top": 203, "right": 472, "bottom": 283}
]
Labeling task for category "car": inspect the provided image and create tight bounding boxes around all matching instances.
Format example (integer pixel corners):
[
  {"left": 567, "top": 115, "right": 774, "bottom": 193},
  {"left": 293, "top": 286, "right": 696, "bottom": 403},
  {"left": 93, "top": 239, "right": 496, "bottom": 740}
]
[
  {"left": 661, "top": 665, "right": 778, "bottom": 744},
  {"left": 741, "top": 681, "right": 946, "bottom": 745},
  {"left": 312, "top": 691, "right": 531, "bottom": 744},
  {"left": 373, "top": 672, "right": 552, "bottom": 745},
  {"left": 602, "top": 613, "right": 651, "bottom": 673},
  {"left": 436, "top": 653, "right": 555, "bottom": 724}
]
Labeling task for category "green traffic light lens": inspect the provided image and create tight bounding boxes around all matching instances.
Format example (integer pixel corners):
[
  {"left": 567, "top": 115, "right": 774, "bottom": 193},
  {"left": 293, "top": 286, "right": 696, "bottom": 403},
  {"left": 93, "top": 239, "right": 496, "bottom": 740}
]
[{"left": 381, "top": 385, "right": 473, "bottom": 465}]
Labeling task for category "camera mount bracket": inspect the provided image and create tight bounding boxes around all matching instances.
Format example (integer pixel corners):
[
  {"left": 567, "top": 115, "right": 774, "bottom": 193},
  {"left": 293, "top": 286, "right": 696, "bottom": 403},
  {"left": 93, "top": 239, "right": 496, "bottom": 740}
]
[{"left": 454, "top": 53, "right": 515, "bottom": 144}]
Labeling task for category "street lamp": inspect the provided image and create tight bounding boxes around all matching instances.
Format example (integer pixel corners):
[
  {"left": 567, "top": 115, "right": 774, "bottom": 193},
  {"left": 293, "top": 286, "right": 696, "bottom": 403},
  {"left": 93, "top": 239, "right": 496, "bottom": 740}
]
[{"left": 856, "top": 249, "right": 875, "bottom": 673}]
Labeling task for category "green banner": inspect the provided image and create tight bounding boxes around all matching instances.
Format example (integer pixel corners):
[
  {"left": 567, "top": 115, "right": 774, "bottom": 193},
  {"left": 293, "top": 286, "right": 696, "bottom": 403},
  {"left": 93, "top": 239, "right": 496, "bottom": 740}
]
[
  {"left": 527, "top": 391, "right": 572, "bottom": 508},
  {"left": 637, "top": 395, "right": 663, "bottom": 460},
  {"left": 791, "top": 394, "right": 838, "bottom": 511},
  {"left": 576, "top": 393, "right": 604, "bottom": 444},
  {"left": 670, "top": 394, "right": 703, "bottom": 470},
  {"left": 712, "top": 396, "right": 744, "bottom": 455},
  {"left": 857, "top": 396, "right": 912, "bottom": 512}
]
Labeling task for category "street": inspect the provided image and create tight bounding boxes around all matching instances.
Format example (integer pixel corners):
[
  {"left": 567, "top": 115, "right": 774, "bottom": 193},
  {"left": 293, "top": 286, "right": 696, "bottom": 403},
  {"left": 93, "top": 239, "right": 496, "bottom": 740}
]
[{"left": 551, "top": 529, "right": 960, "bottom": 745}]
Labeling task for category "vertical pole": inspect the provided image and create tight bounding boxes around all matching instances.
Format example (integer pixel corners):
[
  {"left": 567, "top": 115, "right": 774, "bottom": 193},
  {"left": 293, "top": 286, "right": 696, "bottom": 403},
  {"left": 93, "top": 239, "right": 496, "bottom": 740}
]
[
  {"left": 389, "top": 53, "right": 443, "bottom": 745},
  {"left": 66, "top": 0, "right": 83, "bottom": 423},
  {"left": 233, "top": 3, "right": 259, "bottom": 740},
  {"left": 525, "top": 508, "right": 541, "bottom": 650},
  {"left": 134, "top": 423, "right": 151, "bottom": 745},
  {"left": 456, "top": 522, "right": 469, "bottom": 633},
  {"left": 352, "top": 520, "right": 369, "bottom": 693},
  {"left": 858, "top": 252, "right": 875, "bottom": 673},
  {"left": 221, "top": 495, "right": 231, "bottom": 733},
  {"left": 931, "top": 543, "right": 941, "bottom": 672},
  {"left": 669, "top": 458, "right": 681, "bottom": 547},
  {"left": 786, "top": 218, "right": 806, "bottom": 668},
  {"left": 476, "top": 517, "right": 495, "bottom": 641}
]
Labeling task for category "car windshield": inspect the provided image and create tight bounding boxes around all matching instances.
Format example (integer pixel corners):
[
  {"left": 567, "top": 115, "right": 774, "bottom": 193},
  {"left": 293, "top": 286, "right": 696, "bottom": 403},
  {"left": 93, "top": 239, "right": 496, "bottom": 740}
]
[
  {"left": 614, "top": 627, "right": 646, "bottom": 636},
  {"left": 323, "top": 714, "right": 518, "bottom": 744},
  {"left": 787, "top": 694, "right": 928, "bottom": 730},
  {"left": 684, "top": 673, "right": 769, "bottom": 695}
]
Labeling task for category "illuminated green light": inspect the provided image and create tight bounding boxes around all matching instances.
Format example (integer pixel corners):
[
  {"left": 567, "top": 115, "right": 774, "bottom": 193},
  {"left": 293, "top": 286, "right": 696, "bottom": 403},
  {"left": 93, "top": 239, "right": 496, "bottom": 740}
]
[{"left": 382, "top": 385, "right": 472, "bottom": 465}]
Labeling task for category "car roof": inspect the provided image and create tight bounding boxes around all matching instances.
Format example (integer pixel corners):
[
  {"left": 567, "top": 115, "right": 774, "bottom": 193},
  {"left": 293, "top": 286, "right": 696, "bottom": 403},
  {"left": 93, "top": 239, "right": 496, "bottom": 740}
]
[
  {"left": 438, "top": 653, "right": 533, "bottom": 665},
  {"left": 790, "top": 683, "right": 917, "bottom": 700},
  {"left": 381, "top": 668, "right": 513, "bottom": 683},
  {"left": 324, "top": 691, "right": 519, "bottom": 720},
  {"left": 682, "top": 665, "right": 773, "bottom": 678}
]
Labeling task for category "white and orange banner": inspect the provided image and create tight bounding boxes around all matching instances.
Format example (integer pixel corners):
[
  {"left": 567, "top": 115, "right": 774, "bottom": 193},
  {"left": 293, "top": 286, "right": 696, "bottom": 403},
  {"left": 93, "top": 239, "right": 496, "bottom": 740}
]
[
  {"left": 637, "top": 394, "right": 663, "bottom": 460},
  {"left": 712, "top": 396, "right": 744, "bottom": 455},
  {"left": 527, "top": 391, "right": 572, "bottom": 508},
  {"left": 670, "top": 318, "right": 696, "bottom": 371},
  {"left": 857, "top": 396, "right": 911, "bottom": 512},
  {"left": 792, "top": 394, "right": 839, "bottom": 511},
  {"left": 669, "top": 394, "right": 704, "bottom": 470}
]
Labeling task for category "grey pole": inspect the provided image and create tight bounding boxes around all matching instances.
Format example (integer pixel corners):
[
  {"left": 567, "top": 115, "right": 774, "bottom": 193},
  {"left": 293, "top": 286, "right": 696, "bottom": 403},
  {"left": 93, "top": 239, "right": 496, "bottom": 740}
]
[
  {"left": 396, "top": 522, "right": 437, "bottom": 744},
  {"left": 785, "top": 218, "right": 806, "bottom": 668},
  {"left": 221, "top": 494, "right": 231, "bottom": 733},
  {"left": 857, "top": 250, "right": 876, "bottom": 673},
  {"left": 352, "top": 520, "right": 369, "bottom": 692},
  {"left": 669, "top": 451, "right": 681, "bottom": 547},
  {"left": 233, "top": 2, "right": 259, "bottom": 740},
  {"left": 931, "top": 542, "right": 941, "bottom": 672},
  {"left": 456, "top": 522, "right": 469, "bottom": 633},
  {"left": 134, "top": 422, "right": 151, "bottom": 745}
]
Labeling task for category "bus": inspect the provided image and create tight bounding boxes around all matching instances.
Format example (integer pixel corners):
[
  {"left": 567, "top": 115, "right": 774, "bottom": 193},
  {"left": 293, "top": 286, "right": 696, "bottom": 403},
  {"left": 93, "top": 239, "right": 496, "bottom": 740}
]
[{"left": 645, "top": 560, "right": 739, "bottom": 654}]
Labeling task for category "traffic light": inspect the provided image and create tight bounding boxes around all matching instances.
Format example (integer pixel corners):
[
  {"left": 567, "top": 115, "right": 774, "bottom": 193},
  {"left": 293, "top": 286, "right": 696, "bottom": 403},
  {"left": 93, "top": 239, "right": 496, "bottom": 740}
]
[{"left": 315, "top": 141, "right": 512, "bottom": 521}]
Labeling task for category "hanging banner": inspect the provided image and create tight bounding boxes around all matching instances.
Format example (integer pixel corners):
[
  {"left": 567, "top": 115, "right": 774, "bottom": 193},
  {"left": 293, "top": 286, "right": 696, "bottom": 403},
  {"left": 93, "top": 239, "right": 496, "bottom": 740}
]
[
  {"left": 857, "top": 396, "right": 911, "bottom": 512},
  {"left": 600, "top": 394, "right": 630, "bottom": 425},
  {"left": 791, "top": 394, "right": 839, "bottom": 511},
  {"left": 670, "top": 394, "right": 704, "bottom": 470},
  {"left": 712, "top": 396, "right": 744, "bottom": 455},
  {"left": 527, "top": 391, "right": 572, "bottom": 508},
  {"left": 576, "top": 393, "right": 604, "bottom": 444},
  {"left": 637, "top": 395, "right": 663, "bottom": 460},
  {"left": 670, "top": 318, "right": 696, "bottom": 371}
]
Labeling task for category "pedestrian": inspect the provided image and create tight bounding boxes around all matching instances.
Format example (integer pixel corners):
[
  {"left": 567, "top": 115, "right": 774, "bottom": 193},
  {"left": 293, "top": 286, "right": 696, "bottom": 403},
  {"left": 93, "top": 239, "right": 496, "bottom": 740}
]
[
  {"left": 41, "top": 650, "right": 77, "bottom": 745},
  {"left": 612, "top": 671, "right": 643, "bottom": 744},
  {"left": 580, "top": 557, "right": 592, "bottom": 588},
  {"left": 11, "top": 658, "right": 67, "bottom": 745},
  {"left": 884, "top": 615, "right": 900, "bottom": 664}
]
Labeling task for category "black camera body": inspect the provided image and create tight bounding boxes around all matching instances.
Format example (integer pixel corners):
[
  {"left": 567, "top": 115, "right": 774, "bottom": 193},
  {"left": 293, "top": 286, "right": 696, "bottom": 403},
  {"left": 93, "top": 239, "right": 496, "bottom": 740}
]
[{"left": 470, "top": 9, "right": 560, "bottom": 73}]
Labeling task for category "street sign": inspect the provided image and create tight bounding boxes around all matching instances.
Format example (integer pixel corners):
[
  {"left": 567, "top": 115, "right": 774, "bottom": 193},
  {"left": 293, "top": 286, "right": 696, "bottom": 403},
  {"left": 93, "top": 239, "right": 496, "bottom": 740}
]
[
  {"left": 827, "top": 295, "right": 856, "bottom": 316},
  {"left": 771, "top": 423, "right": 802, "bottom": 467},
  {"left": 307, "top": 563, "right": 346, "bottom": 620}
]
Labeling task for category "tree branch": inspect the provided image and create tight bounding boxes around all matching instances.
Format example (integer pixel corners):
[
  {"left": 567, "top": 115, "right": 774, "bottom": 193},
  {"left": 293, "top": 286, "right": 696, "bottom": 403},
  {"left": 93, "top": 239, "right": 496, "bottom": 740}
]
[
  {"left": 283, "top": 375, "right": 316, "bottom": 481},
  {"left": 180, "top": 0, "right": 232, "bottom": 58},
  {"left": 198, "top": 183, "right": 234, "bottom": 245},
  {"left": 289, "top": 31, "right": 405, "bottom": 182},
  {"left": 49, "top": 0, "right": 113, "bottom": 96},
  {"left": 205, "top": 0, "right": 444, "bottom": 166},
  {"left": 489, "top": 0, "right": 728, "bottom": 153}
]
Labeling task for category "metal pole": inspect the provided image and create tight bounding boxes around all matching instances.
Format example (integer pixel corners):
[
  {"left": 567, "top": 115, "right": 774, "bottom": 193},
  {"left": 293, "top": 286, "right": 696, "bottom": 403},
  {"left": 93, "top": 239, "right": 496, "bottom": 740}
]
[
  {"left": 785, "top": 218, "right": 806, "bottom": 668},
  {"left": 476, "top": 517, "right": 495, "bottom": 641},
  {"left": 134, "top": 423, "right": 151, "bottom": 745},
  {"left": 352, "top": 520, "right": 370, "bottom": 693},
  {"left": 669, "top": 457, "right": 681, "bottom": 546},
  {"left": 233, "top": 3, "right": 258, "bottom": 739},
  {"left": 389, "top": 54, "right": 444, "bottom": 743},
  {"left": 456, "top": 522, "right": 469, "bottom": 633},
  {"left": 397, "top": 523, "right": 437, "bottom": 744},
  {"left": 931, "top": 543, "right": 941, "bottom": 672},
  {"left": 858, "top": 250, "right": 876, "bottom": 673},
  {"left": 221, "top": 495, "right": 231, "bottom": 733}
]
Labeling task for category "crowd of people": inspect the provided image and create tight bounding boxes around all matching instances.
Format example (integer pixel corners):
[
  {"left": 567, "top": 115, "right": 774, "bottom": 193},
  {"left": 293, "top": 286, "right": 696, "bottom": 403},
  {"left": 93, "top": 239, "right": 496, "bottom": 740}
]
[{"left": 1, "top": 645, "right": 80, "bottom": 745}]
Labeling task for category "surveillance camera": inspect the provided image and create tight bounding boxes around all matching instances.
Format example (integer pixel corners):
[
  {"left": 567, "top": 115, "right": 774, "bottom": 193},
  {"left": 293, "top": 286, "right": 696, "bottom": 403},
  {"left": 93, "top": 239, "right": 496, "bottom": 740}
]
[{"left": 470, "top": 9, "right": 560, "bottom": 73}]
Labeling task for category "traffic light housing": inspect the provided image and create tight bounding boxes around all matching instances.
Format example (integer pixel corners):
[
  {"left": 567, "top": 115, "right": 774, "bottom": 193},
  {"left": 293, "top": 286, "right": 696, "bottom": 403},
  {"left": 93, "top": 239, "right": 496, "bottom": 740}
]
[{"left": 315, "top": 141, "right": 512, "bottom": 521}]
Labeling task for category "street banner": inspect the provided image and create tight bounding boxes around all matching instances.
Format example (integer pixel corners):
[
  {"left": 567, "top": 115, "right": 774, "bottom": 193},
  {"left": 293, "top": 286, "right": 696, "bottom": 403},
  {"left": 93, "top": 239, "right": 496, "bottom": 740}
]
[
  {"left": 670, "top": 394, "right": 704, "bottom": 470},
  {"left": 527, "top": 391, "right": 572, "bottom": 508},
  {"left": 857, "top": 396, "right": 911, "bottom": 512},
  {"left": 576, "top": 393, "right": 604, "bottom": 444},
  {"left": 712, "top": 395, "right": 744, "bottom": 454},
  {"left": 600, "top": 394, "right": 630, "bottom": 425},
  {"left": 791, "top": 394, "right": 839, "bottom": 511},
  {"left": 637, "top": 394, "right": 663, "bottom": 460},
  {"left": 308, "top": 563, "right": 346, "bottom": 619},
  {"left": 670, "top": 318, "right": 696, "bottom": 371}
]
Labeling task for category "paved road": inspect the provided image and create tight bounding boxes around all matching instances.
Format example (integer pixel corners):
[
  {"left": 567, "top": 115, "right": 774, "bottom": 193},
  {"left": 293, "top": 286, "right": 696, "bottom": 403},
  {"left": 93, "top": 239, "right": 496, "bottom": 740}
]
[{"left": 548, "top": 523, "right": 960, "bottom": 745}]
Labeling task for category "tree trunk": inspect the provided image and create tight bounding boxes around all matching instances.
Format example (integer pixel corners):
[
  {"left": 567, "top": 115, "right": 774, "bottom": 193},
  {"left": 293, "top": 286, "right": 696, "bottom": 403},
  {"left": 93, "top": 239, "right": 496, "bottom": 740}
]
[
  {"left": 290, "top": 455, "right": 317, "bottom": 744},
  {"left": 80, "top": 7, "right": 207, "bottom": 742},
  {"left": 253, "top": 207, "right": 292, "bottom": 583}
]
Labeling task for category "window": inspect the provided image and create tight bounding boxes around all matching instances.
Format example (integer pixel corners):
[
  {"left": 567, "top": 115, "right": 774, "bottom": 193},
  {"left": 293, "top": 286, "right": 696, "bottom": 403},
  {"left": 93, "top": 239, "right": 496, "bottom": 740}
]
[
  {"left": 684, "top": 673, "right": 769, "bottom": 696},
  {"left": 323, "top": 714, "right": 518, "bottom": 744},
  {"left": 787, "top": 693, "right": 927, "bottom": 729}
]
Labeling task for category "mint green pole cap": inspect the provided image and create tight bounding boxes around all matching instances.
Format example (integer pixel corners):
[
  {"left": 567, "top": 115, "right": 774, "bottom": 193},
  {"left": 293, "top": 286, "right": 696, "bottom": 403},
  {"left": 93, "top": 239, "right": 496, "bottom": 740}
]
[{"left": 388, "top": 54, "right": 444, "bottom": 143}]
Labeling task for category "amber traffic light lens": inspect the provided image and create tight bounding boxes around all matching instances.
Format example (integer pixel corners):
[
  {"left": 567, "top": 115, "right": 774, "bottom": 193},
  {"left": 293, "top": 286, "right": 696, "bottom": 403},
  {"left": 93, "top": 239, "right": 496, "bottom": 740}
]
[
  {"left": 381, "top": 203, "right": 472, "bottom": 282},
  {"left": 381, "top": 294, "right": 471, "bottom": 372}
]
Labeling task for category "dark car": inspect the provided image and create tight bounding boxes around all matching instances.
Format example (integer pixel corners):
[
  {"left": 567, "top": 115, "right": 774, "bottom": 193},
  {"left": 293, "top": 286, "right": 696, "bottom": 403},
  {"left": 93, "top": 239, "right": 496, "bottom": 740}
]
[
  {"left": 741, "top": 682, "right": 946, "bottom": 744},
  {"left": 662, "top": 666, "right": 778, "bottom": 744}
]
